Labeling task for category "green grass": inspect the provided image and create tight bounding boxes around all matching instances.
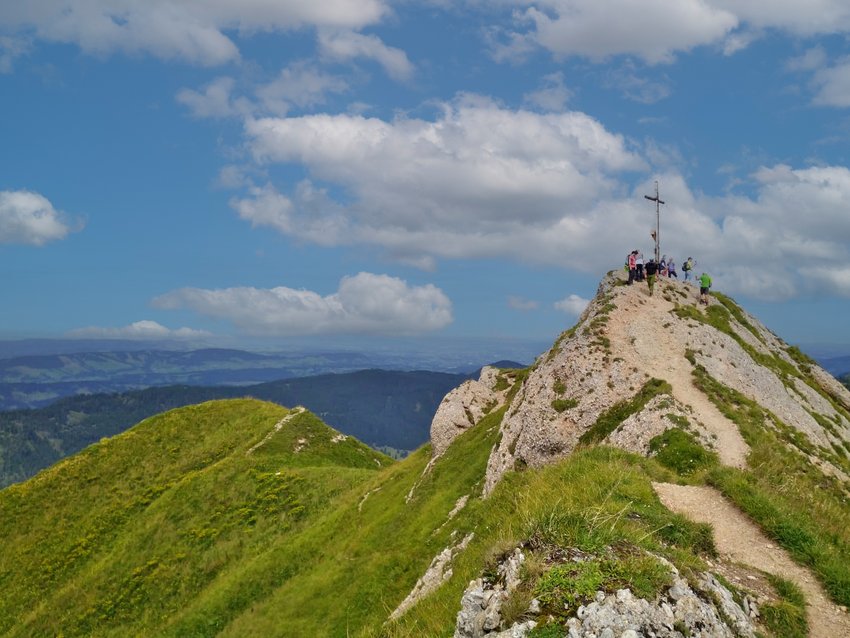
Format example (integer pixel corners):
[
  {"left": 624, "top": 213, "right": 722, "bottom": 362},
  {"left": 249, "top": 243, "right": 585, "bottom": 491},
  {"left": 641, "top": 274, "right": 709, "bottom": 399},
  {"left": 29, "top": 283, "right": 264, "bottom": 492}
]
[
  {"left": 534, "top": 551, "right": 671, "bottom": 616},
  {"left": 649, "top": 428, "right": 718, "bottom": 477},
  {"left": 383, "top": 445, "right": 716, "bottom": 637},
  {"left": 579, "top": 378, "right": 672, "bottom": 445},
  {"left": 760, "top": 575, "right": 808, "bottom": 638},
  {"left": 0, "top": 400, "right": 391, "bottom": 637},
  {"left": 4, "top": 356, "right": 835, "bottom": 637},
  {"left": 690, "top": 368, "right": 850, "bottom": 607},
  {"left": 551, "top": 398, "right": 578, "bottom": 413}
]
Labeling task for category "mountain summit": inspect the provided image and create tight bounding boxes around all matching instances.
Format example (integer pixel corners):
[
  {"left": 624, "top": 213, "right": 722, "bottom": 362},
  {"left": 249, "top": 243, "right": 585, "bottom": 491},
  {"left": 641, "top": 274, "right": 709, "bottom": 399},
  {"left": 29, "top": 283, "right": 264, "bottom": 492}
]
[
  {"left": 480, "top": 270, "right": 850, "bottom": 492},
  {"left": 2, "top": 271, "right": 850, "bottom": 637}
]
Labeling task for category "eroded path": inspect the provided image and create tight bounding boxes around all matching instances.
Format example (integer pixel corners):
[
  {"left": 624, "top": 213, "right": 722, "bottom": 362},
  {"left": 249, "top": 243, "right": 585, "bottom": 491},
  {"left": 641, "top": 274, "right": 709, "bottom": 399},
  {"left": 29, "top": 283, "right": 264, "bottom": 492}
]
[
  {"left": 654, "top": 482, "right": 850, "bottom": 638},
  {"left": 606, "top": 280, "right": 750, "bottom": 468}
]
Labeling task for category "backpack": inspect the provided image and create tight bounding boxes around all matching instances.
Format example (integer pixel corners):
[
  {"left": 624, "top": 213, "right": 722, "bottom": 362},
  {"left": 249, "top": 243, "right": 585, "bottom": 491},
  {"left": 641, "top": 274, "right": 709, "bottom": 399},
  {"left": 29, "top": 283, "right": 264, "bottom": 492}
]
[{"left": 683, "top": 259, "right": 692, "bottom": 271}]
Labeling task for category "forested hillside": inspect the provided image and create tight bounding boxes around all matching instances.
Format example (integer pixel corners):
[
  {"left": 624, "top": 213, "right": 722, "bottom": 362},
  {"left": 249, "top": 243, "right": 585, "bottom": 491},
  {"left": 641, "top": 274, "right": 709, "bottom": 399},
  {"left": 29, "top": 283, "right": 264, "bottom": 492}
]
[{"left": 0, "top": 369, "right": 467, "bottom": 488}]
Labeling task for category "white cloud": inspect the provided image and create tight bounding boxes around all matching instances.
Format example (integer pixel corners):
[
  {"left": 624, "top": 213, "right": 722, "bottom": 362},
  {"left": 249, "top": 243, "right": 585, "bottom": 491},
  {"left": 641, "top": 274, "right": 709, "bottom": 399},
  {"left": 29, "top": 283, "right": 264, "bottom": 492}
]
[
  {"left": 318, "top": 29, "right": 414, "bottom": 81},
  {"left": 238, "top": 95, "right": 646, "bottom": 268},
  {"left": 231, "top": 88, "right": 850, "bottom": 303},
  {"left": 176, "top": 76, "right": 244, "bottom": 118},
  {"left": 68, "top": 320, "right": 211, "bottom": 340},
  {"left": 491, "top": 1, "right": 850, "bottom": 64},
  {"left": 153, "top": 272, "right": 453, "bottom": 336},
  {"left": 604, "top": 63, "right": 672, "bottom": 104},
  {"left": 810, "top": 57, "right": 850, "bottom": 107},
  {"left": 0, "top": 35, "right": 28, "bottom": 73},
  {"left": 508, "top": 296, "right": 539, "bottom": 311},
  {"left": 798, "top": 265, "right": 850, "bottom": 297},
  {"left": 255, "top": 62, "right": 349, "bottom": 115},
  {"left": 0, "top": 0, "right": 389, "bottom": 66},
  {"left": 0, "top": 190, "right": 76, "bottom": 245},
  {"left": 514, "top": 0, "right": 738, "bottom": 64},
  {"left": 554, "top": 294, "right": 590, "bottom": 316},
  {"left": 523, "top": 72, "right": 570, "bottom": 111},
  {"left": 712, "top": 0, "right": 850, "bottom": 37},
  {"left": 786, "top": 46, "right": 827, "bottom": 73}
]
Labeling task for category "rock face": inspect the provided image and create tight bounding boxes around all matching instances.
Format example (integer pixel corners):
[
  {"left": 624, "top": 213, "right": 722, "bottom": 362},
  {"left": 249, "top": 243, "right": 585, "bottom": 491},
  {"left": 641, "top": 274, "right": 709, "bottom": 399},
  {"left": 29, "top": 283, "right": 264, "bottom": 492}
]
[
  {"left": 454, "top": 549, "right": 537, "bottom": 638},
  {"left": 480, "top": 271, "right": 850, "bottom": 494},
  {"left": 430, "top": 366, "right": 504, "bottom": 459},
  {"left": 391, "top": 533, "right": 475, "bottom": 621},
  {"left": 453, "top": 546, "right": 759, "bottom": 638},
  {"left": 565, "top": 574, "right": 756, "bottom": 638}
]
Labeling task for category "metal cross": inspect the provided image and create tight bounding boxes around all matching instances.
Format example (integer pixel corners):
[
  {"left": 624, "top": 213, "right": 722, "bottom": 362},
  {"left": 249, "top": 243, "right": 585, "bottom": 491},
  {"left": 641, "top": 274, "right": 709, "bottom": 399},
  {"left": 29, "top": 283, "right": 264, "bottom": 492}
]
[{"left": 644, "top": 181, "right": 665, "bottom": 264}]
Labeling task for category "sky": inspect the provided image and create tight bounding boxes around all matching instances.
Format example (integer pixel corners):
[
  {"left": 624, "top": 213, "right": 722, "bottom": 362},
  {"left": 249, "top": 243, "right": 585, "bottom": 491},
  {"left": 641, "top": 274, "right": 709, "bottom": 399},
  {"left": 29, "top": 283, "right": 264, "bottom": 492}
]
[{"left": 2, "top": 1, "right": 850, "bottom": 357}]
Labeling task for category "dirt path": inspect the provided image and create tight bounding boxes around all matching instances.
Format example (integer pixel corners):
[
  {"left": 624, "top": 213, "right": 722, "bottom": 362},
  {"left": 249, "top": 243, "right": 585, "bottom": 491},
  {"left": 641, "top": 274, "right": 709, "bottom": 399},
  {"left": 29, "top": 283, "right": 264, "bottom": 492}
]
[
  {"left": 606, "top": 280, "right": 750, "bottom": 468},
  {"left": 653, "top": 482, "right": 850, "bottom": 638}
]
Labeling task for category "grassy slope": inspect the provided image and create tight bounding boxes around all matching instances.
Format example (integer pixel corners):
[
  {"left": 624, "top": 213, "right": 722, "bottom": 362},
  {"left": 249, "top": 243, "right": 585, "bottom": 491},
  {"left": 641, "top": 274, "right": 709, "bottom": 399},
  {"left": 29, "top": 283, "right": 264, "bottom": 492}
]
[
  {"left": 0, "top": 399, "right": 391, "bottom": 637},
  {"left": 3, "top": 333, "right": 843, "bottom": 636},
  {"left": 160, "top": 406, "right": 717, "bottom": 638},
  {"left": 0, "top": 369, "right": 466, "bottom": 489}
]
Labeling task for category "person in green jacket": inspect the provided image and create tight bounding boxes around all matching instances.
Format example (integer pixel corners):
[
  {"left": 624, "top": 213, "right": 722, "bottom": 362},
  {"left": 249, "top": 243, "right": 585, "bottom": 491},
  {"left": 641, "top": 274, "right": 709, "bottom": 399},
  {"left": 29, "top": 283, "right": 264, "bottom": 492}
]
[{"left": 698, "top": 272, "right": 712, "bottom": 305}]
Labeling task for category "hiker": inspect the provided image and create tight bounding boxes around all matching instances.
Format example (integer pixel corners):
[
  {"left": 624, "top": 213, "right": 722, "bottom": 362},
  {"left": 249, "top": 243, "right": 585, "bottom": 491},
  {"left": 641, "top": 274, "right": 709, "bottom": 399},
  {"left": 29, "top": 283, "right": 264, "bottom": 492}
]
[
  {"left": 659, "top": 255, "right": 668, "bottom": 277},
  {"left": 645, "top": 258, "right": 658, "bottom": 296},
  {"left": 636, "top": 251, "right": 645, "bottom": 281},
  {"left": 698, "top": 272, "right": 712, "bottom": 305},
  {"left": 682, "top": 257, "right": 695, "bottom": 282},
  {"left": 627, "top": 250, "right": 637, "bottom": 285},
  {"left": 667, "top": 258, "right": 677, "bottom": 278}
]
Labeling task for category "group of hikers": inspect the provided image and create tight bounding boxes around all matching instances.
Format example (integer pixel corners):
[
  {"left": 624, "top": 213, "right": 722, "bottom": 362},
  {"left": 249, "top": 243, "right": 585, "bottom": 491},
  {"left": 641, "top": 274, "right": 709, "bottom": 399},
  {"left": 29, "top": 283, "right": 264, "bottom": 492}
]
[{"left": 626, "top": 250, "right": 711, "bottom": 304}]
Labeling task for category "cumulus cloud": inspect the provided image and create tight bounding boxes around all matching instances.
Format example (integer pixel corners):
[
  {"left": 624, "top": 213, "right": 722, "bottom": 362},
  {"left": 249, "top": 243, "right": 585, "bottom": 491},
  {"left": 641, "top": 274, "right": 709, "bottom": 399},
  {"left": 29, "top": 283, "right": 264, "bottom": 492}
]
[
  {"left": 712, "top": 0, "right": 850, "bottom": 37},
  {"left": 152, "top": 272, "right": 453, "bottom": 336},
  {"left": 318, "top": 30, "right": 414, "bottom": 81},
  {"left": 623, "top": 164, "right": 850, "bottom": 301},
  {"left": 176, "top": 76, "right": 246, "bottom": 118},
  {"left": 810, "top": 57, "right": 850, "bottom": 107},
  {"left": 786, "top": 46, "right": 828, "bottom": 73},
  {"left": 227, "top": 88, "right": 850, "bottom": 303},
  {"left": 237, "top": 95, "right": 646, "bottom": 267},
  {"left": 0, "top": 0, "right": 389, "bottom": 65},
  {"left": 554, "top": 294, "right": 590, "bottom": 316},
  {"left": 493, "top": 1, "right": 850, "bottom": 64},
  {"left": 68, "top": 320, "right": 211, "bottom": 340},
  {"left": 514, "top": 0, "right": 738, "bottom": 64},
  {"left": 255, "top": 62, "right": 349, "bottom": 115},
  {"left": 508, "top": 296, "right": 539, "bottom": 311},
  {"left": 0, "top": 190, "right": 76, "bottom": 245},
  {"left": 523, "top": 72, "right": 570, "bottom": 111}
]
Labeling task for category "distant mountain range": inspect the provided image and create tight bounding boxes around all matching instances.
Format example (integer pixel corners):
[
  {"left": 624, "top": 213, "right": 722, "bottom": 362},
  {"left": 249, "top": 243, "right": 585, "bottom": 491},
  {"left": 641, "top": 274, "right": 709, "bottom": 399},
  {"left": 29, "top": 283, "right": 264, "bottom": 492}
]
[
  {"left": 820, "top": 355, "right": 850, "bottom": 378},
  {"left": 0, "top": 368, "right": 487, "bottom": 488},
  {"left": 0, "top": 340, "right": 540, "bottom": 410}
]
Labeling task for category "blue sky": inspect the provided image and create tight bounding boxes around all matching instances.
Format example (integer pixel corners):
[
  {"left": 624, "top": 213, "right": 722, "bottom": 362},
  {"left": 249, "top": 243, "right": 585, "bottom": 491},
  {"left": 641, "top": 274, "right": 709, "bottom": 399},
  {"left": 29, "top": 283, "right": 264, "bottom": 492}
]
[{"left": 2, "top": 1, "right": 850, "bottom": 356}]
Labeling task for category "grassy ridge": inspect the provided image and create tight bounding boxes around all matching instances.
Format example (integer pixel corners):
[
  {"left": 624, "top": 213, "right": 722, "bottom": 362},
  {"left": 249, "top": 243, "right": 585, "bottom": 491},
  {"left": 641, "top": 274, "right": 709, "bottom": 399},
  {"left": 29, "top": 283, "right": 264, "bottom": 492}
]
[
  {"left": 1, "top": 393, "right": 719, "bottom": 637},
  {"left": 0, "top": 399, "right": 390, "bottom": 637},
  {"left": 3, "top": 354, "right": 845, "bottom": 636}
]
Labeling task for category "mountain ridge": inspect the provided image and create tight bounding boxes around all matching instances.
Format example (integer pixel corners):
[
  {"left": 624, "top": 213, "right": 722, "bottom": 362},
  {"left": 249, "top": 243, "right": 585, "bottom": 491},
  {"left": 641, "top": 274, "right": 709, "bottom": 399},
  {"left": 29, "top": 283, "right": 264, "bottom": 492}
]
[{"left": 2, "top": 271, "right": 850, "bottom": 636}]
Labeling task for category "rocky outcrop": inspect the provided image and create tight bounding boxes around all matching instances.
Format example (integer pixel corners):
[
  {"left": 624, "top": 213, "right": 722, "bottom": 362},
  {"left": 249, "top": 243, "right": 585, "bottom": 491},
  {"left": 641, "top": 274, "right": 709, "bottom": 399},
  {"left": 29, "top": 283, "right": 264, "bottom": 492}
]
[
  {"left": 453, "top": 545, "right": 760, "bottom": 638},
  {"left": 430, "top": 366, "right": 504, "bottom": 459},
  {"left": 564, "top": 575, "right": 756, "bottom": 638},
  {"left": 390, "top": 533, "right": 474, "bottom": 621},
  {"left": 482, "top": 271, "right": 850, "bottom": 495},
  {"left": 454, "top": 548, "right": 537, "bottom": 638}
]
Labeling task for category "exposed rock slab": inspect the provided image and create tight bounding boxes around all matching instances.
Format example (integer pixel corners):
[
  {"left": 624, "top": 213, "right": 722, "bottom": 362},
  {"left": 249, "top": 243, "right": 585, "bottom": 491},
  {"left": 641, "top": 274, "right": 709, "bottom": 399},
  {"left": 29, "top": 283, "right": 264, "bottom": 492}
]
[{"left": 431, "top": 366, "right": 504, "bottom": 459}]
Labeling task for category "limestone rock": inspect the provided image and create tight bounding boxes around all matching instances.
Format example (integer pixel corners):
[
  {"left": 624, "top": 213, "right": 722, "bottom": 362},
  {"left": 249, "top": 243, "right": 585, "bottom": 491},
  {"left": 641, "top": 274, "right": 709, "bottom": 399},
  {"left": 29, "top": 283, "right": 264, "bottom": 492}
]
[
  {"left": 482, "top": 271, "right": 850, "bottom": 495},
  {"left": 431, "top": 365, "right": 504, "bottom": 459}
]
